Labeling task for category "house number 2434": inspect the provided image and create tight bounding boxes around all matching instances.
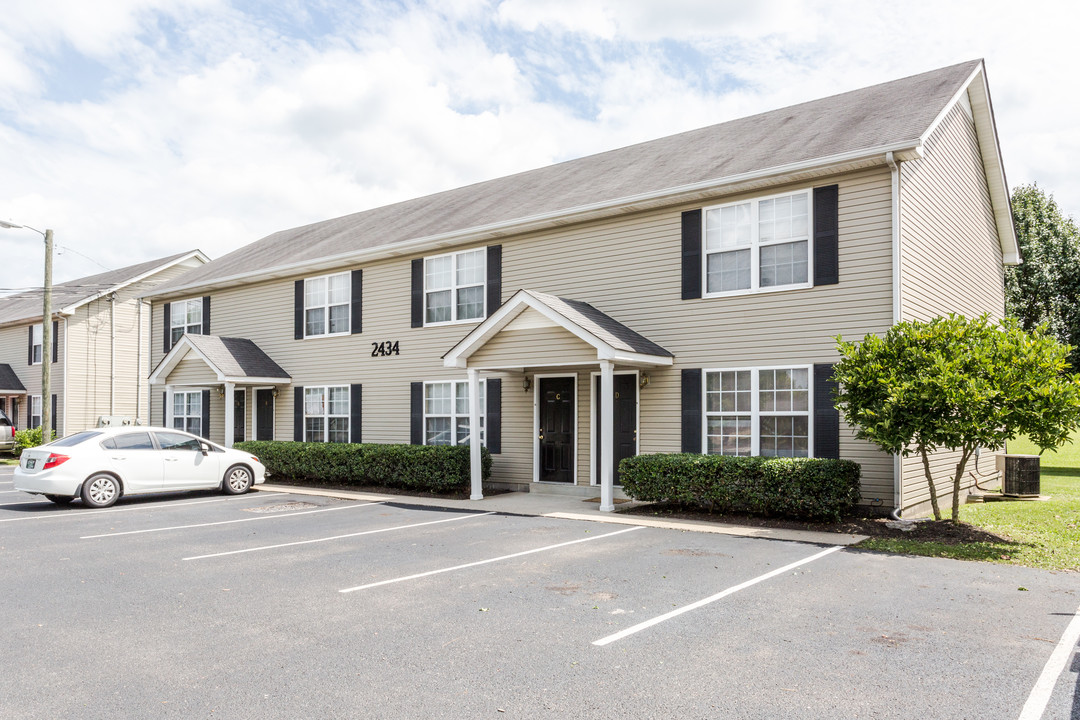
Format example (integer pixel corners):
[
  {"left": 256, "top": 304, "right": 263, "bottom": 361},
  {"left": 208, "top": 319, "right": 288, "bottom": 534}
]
[{"left": 371, "top": 341, "right": 400, "bottom": 357}]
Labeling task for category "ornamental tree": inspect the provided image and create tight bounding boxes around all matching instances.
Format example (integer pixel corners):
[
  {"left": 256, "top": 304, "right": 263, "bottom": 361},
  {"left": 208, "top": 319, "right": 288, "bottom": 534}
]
[{"left": 833, "top": 315, "right": 1080, "bottom": 521}]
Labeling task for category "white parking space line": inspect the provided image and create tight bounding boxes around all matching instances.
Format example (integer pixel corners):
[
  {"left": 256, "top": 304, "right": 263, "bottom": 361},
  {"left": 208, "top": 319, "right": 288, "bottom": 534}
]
[
  {"left": 81, "top": 501, "right": 384, "bottom": 538},
  {"left": 185, "top": 511, "right": 497, "bottom": 561},
  {"left": 0, "top": 496, "right": 240, "bottom": 523},
  {"left": 0, "top": 499, "right": 43, "bottom": 506},
  {"left": 340, "top": 525, "right": 645, "bottom": 594},
  {"left": 592, "top": 545, "right": 843, "bottom": 646},
  {"left": 1017, "top": 602, "right": 1080, "bottom": 720}
]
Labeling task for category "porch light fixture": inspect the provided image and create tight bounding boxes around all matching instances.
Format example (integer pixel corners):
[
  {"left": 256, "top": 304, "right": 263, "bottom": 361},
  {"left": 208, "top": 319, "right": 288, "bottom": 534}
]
[
  {"left": 272, "top": 388, "right": 278, "bottom": 398},
  {"left": 217, "top": 387, "right": 225, "bottom": 398},
  {"left": 522, "top": 376, "right": 532, "bottom": 392},
  {"left": 639, "top": 373, "right": 650, "bottom": 389}
]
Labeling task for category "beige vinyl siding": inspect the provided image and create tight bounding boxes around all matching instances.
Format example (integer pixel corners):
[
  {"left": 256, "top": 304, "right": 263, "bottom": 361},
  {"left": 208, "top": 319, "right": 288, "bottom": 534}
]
[
  {"left": 469, "top": 328, "right": 598, "bottom": 368},
  {"left": 168, "top": 355, "right": 218, "bottom": 385},
  {"left": 150, "top": 168, "right": 896, "bottom": 497},
  {"left": 898, "top": 101, "right": 1006, "bottom": 515},
  {"left": 0, "top": 323, "right": 62, "bottom": 431}
]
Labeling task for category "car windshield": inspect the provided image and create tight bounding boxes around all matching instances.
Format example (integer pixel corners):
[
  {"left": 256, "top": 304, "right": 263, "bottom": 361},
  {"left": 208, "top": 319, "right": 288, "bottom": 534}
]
[
  {"left": 49, "top": 431, "right": 104, "bottom": 447},
  {"left": 0, "top": 409, "right": 11, "bottom": 427}
]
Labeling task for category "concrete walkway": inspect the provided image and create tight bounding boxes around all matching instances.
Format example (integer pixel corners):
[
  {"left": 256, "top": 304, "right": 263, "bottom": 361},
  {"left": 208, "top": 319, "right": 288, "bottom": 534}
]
[{"left": 255, "top": 483, "right": 868, "bottom": 546}]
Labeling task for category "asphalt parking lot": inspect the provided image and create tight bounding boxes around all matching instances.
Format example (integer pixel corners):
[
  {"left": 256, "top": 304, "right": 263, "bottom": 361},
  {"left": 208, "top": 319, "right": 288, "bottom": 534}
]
[{"left": 1, "top": 466, "right": 1078, "bottom": 719}]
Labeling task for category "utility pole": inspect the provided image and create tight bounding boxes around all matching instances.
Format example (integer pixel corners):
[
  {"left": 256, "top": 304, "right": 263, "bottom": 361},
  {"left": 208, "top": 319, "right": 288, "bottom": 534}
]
[{"left": 41, "top": 228, "right": 53, "bottom": 438}]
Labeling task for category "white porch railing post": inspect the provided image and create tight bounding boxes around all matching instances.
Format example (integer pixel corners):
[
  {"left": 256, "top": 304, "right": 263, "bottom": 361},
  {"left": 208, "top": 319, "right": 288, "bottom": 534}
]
[
  {"left": 165, "top": 385, "right": 174, "bottom": 428},
  {"left": 468, "top": 368, "right": 483, "bottom": 501},
  {"left": 599, "top": 360, "right": 615, "bottom": 512},
  {"left": 224, "top": 382, "right": 235, "bottom": 447}
]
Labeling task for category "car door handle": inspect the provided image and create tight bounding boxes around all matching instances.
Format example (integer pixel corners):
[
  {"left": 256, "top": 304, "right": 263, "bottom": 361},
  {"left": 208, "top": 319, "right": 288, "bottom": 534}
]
[{"left": 111, "top": 456, "right": 126, "bottom": 461}]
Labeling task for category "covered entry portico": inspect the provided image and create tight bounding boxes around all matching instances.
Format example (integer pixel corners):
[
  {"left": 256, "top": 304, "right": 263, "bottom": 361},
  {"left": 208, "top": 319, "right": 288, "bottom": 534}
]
[{"left": 444, "top": 290, "right": 673, "bottom": 511}]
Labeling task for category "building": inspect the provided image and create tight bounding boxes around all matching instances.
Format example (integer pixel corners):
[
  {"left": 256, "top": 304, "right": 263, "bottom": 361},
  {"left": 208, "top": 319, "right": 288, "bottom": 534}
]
[
  {"left": 145, "top": 60, "right": 1014, "bottom": 517},
  {"left": 0, "top": 251, "right": 208, "bottom": 435}
]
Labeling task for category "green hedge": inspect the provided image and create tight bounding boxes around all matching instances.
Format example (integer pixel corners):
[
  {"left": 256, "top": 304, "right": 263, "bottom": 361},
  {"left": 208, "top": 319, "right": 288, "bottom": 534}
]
[
  {"left": 234, "top": 441, "right": 492, "bottom": 494},
  {"left": 619, "top": 454, "right": 862, "bottom": 522}
]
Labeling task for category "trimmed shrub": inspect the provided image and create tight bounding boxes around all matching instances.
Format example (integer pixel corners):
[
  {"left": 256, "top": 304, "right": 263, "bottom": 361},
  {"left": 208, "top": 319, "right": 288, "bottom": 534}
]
[
  {"left": 14, "top": 427, "right": 52, "bottom": 454},
  {"left": 619, "top": 453, "right": 862, "bottom": 522},
  {"left": 233, "top": 441, "right": 492, "bottom": 494}
]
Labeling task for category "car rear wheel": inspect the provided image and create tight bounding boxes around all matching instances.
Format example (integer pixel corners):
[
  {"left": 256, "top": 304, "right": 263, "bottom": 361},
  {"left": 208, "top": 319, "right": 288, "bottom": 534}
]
[
  {"left": 222, "top": 465, "right": 253, "bottom": 495},
  {"left": 44, "top": 494, "right": 74, "bottom": 505},
  {"left": 81, "top": 474, "right": 120, "bottom": 508}
]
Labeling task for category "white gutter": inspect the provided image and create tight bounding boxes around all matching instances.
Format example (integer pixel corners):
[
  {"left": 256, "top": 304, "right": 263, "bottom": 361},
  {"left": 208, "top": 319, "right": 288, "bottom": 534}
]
[
  {"left": 62, "top": 316, "right": 68, "bottom": 436},
  {"left": 109, "top": 292, "right": 116, "bottom": 415},
  {"left": 151, "top": 143, "right": 925, "bottom": 299},
  {"left": 136, "top": 299, "right": 143, "bottom": 424},
  {"left": 886, "top": 150, "right": 904, "bottom": 516}
]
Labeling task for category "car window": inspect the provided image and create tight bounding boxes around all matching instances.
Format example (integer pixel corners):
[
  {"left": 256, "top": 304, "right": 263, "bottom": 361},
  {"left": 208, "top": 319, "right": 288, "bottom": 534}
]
[
  {"left": 112, "top": 432, "right": 155, "bottom": 450},
  {"left": 154, "top": 431, "right": 203, "bottom": 451},
  {"left": 49, "top": 431, "right": 104, "bottom": 447}
]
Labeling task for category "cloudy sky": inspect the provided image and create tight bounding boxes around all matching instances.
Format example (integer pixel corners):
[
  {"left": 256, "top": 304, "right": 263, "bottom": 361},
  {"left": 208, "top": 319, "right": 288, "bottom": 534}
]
[{"left": 0, "top": 0, "right": 1077, "bottom": 288}]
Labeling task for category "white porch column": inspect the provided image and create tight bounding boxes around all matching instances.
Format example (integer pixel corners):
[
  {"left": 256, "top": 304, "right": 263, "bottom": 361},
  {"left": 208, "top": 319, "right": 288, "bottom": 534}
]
[
  {"left": 599, "top": 360, "right": 615, "bottom": 512},
  {"left": 165, "top": 385, "right": 174, "bottom": 428},
  {"left": 223, "top": 382, "right": 235, "bottom": 448},
  {"left": 468, "top": 368, "right": 483, "bottom": 501}
]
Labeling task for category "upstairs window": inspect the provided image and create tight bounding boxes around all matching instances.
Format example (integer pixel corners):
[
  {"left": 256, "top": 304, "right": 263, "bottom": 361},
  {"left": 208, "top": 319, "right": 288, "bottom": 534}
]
[
  {"left": 705, "top": 366, "right": 811, "bottom": 458},
  {"left": 424, "top": 380, "right": 484, "bottom": 446},
  {"left": 304, "top": 386, "right": 349, "bottom": 442},
  {"left": 30, "top": 324, "right": 42, "bottom": 365},
  {"left": 170, "top": 298, "right": 203, "bottom": 346},
  {"left": 304, "top": 272, "right": 350, "bottom": 337},
  {"left": 424, "top": 249, "right": 486, "bottom": 325},
  {"left": 704, "top": 190, "right": 811, "bottom": 295}
]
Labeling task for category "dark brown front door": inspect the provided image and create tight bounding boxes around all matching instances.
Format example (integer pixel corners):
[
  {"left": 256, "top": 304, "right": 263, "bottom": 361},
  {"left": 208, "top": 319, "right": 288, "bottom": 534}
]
[
  {"left": 539, "top": 377, "right": 575, "bottom": 483},
  {"left": 256, "top": 389, "right": 274, "bottom": 441},
  {"left": 594, "top": 374, "right": 637, "bottom": 485},
  {"left": 233, "top": 391, "right": 246, "bottom": 444}
]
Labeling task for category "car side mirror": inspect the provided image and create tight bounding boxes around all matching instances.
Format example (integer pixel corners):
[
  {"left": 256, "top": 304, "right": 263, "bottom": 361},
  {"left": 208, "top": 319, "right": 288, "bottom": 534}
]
[{"left": 199, "top": 442, "right": 210, "bottom": 456}]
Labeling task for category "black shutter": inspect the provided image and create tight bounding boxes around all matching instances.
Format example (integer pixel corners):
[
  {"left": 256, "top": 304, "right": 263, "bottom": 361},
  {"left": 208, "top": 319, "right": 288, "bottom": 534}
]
[
  {"left": 27, "top": 326, "right": 33, "bottom": 365},
  {"left": 201, "top": 296, "right": 211, "bottom": 335},
  {"left": 814, "top": 363, "right": 840, "bottom": 459},
  {"left": 681, "top": 209, "right": 702, "bottom": 300},
  {"left": 293, "top": 386, "right": 303, "bottom": 441},
  {"left": 162, "top": 303, "right": 171, "bottom": 353},
  {"left": 410, "top": 259, "right": 424, "bottom": 328},
  {"left": 26, "top": 397, "right": 31, "bottom": 428},
  {"left": 50, "top": 394, "right": 57, "bottom": 435},
  {"left": 813, "top": 185, "right": 840, "bottom": 286},
  {"left": 681, "top": 368, "right": 702, "bottom": 453},
  {"left": 486, "top": 378, "right": 501, "bottom": 454},
  {"left": 294, "top": 281, "right": 304, "bottom": 340},
  {"left": 350, "top": 384, "right": 362, "bottom": 443},
  {"left": 200, "top": 389, "right": 210, "bottom": 440},
  {"left": 51, "top": 321, "right": 58, "bottom": 363},
  {"left": 162, "top": 391, "right": 167, "bottom": 427},
  {"left": 410, "top": 382, "right": 423, "bottom": 444},
  {"left": 351, "top": 269, "right": 363, "bottom": 335},
  {"left": 486, "top": 245, "right": 502, "bottom": 317}
]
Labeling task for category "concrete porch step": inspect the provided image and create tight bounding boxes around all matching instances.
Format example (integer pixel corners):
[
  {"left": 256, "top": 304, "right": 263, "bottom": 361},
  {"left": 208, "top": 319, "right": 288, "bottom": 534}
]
[{"left": 528, "top": 482, "right": 632, "bottom": 501}]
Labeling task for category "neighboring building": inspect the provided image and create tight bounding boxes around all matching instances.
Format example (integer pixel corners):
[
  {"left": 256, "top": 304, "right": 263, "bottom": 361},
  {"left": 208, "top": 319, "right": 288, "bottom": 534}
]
[
  {"left": 145, "top": 60, "right": 1015, "bottom": 517},
  {"left": 0, "top": 251, "right": 208, "bottom": 436}
]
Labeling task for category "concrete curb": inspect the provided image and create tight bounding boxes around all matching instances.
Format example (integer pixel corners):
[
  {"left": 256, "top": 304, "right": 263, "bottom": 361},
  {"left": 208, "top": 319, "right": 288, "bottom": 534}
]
[{"left": 255, "top": 484, "right": 868, "bottom": 547}]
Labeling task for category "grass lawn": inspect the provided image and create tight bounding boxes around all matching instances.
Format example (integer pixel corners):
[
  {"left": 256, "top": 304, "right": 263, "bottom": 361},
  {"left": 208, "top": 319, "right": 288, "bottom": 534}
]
[{"left": 858, "top": 436, "right": 1080, "bottom": 571}]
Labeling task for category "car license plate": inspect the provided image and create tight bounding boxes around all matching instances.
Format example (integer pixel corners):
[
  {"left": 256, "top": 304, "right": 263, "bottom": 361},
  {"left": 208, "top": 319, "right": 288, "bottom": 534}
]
[{"left": 26, "top": 459, "right": 35, "bottom": 469}]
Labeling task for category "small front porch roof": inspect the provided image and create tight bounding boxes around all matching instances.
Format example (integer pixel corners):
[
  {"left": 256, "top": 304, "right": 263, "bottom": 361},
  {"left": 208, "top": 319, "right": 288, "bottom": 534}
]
[
  {"left": 0, "top": 364, "right": 26, "bottom": 395},
  {"left": 442, "top": 289, "right": 674, "bottom": 370},
  {"left": 149, "top": 334, "right": 291, "bottom": 386}
]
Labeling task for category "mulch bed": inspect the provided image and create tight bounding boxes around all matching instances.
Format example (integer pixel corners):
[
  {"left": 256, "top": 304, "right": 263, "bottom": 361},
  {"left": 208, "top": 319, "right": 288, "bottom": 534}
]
[{"left": 618, "top": 503, "right": 1015, "bottom": 545}]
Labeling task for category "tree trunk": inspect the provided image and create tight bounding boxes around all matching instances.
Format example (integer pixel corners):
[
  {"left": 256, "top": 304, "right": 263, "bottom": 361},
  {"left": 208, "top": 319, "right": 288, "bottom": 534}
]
[
  {"left": 919, "top": 444, "right": 942, "bottom": 521},
  {"left": 951, "top": 447, "right": 974, "bottom": 522}
]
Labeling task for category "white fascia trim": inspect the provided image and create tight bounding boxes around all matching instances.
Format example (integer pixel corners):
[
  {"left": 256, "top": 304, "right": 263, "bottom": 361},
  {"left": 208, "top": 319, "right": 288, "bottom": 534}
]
[
  {"left": 222, "top": 376, "right": 291, "bottom": 385},
  {"left": 598, "top": 352, "right": 674, "bottom": 366},
  {"left": 151, "top": 144, "right": 923, "bottom": 299},
  {"left": 63, "top": 250, "right": 210, "bottom": 311}
]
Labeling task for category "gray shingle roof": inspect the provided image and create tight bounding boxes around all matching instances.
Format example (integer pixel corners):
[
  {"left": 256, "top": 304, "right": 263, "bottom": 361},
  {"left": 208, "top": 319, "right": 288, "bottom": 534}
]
[
  {"left": 0, "top": 251, "right": 198, "bottom": 327},
  {"left": 0, "top": 364, "right": 25, "bottom": 393},
  {"left": 152, "top": 60, "right": 981, "bottom": 295},
  {"left": 184, "top": 335, "right": 290, "bottom": 380},
  {"left": 523, "top": 290, "right": 673, "bottom": 358}
]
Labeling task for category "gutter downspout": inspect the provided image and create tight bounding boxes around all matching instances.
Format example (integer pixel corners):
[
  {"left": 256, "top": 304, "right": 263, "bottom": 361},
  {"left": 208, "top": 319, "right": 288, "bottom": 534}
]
[
  {"left": 109, "top": 292, "right": 117, "bottom": 415},
  {"left": 887, "top": 151, "right": 904, "bottom": 520},
  {"left": 62, "top": 317, "right": 68, "bottom": 437},
  {"left": 136, "top": 299, "right": 143, "bottom": 424}
]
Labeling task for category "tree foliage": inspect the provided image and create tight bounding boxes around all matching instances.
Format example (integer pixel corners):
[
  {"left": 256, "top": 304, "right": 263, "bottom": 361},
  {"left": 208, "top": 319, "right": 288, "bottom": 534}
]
[
  {"left": 833, "top": 315, "right": 1080, "bottom": 521},
  {"left": 1004, "top": 184, "right": 1080, "bottom": 368}
]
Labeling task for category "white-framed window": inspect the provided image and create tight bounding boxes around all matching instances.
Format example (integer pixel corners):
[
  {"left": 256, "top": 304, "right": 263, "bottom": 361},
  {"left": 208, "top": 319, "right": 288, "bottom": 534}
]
[
  {"left": 703, "top": 190, "right": 812, "bottom": 296},
  {"left": 172, "top": 391, "right": 202, "bottom": 436},
  {"left": 170, "top": 298, "right": 203, "bottom": 346},
  {"left": 30, "top": 395, "right": 42, "bottom": 428},
  {"left": 30, "top": 324, "right": 42, "bottom": 365},
  {"left": 304, "top": 386, "right": 349, "bottom": 442},
  {"left": 704, "top": 366, "right": 811, "bottom": 458},
  {"left": 424, "top": 380, "right": 485, "bottom": 446},
  {"left": 424, "top": 249, "right": 485, "bottom": 325},
  {"left": 304, "top": 272, "right": 350, "bottom": 337}
]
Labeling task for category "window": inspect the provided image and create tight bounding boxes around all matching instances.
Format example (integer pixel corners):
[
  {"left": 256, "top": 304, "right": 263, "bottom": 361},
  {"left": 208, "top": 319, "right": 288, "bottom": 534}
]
[
  {"left": 304, "top": 272, "right": 350, "bottom": 337},
  {"left": 704, "top": 190, "right": 811, "bottom": 295},
  {"left": 424, "top": 380, "right": 484, "bottom": 446},
  {"left": 424, "top": 249, "right": 485, "bottom": 325},
  {"left": 30, "top": 395, "right": 41, "bottom": 429},
  {"left": 172, "top": 391, "right": 202, "bottom": 437},
  {"left": 170, "top": 299, "right": 203, "bottom": 346},
  {"left": 304, "top": 386, "right": 349, "bottom": 442},
  {"left": 30, "top": 324, "right": 42, "bottom": 364},
  {"left": 705, "top": 366, "right": 810, "bottom": 458}
]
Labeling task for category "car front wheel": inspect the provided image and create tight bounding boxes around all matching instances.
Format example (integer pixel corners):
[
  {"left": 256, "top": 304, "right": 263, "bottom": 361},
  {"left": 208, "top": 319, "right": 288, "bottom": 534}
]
[
  {"left": 81, "top": 474, "right": 120, "bottom": 508},
  {"left": 222, "top": 465, "right": 253, "bottom": 495}
]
